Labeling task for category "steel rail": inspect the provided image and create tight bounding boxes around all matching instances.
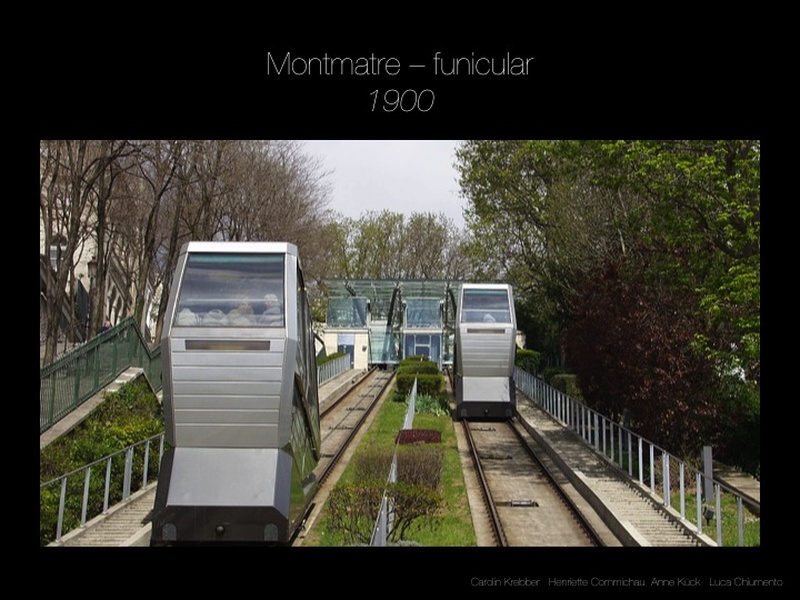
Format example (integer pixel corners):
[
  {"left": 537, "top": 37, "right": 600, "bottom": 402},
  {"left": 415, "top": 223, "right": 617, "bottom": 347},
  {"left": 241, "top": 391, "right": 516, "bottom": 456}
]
[
  {"left": 291, "top": 369, "right": 395, "bottom": 545},
  {"left": 462, "top": 419, "right": 508, "bottom": 547},
  {"left": 507, "top": 417, "right": 605, "bottom": 547}
]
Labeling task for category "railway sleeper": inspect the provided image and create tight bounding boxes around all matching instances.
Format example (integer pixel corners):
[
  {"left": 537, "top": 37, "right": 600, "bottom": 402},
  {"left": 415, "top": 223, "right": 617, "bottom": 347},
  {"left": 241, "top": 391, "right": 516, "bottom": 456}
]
[
  {"left": 502, "top": 500, "right": 540, "bottom": 507},
  {"left": 480, "top": 453, "right": 513, "bottom": 460}
]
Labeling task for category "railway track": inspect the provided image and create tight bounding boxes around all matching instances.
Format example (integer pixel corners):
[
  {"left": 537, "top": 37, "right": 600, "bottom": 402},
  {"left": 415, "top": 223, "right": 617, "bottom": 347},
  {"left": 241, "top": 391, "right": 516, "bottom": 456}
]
[
  {"left": 461, "top": 417, "right": 607, "bottom": 546},
  {"left": 52, "top": 367, "right": 709, "bottom": 547},
  {"left": 292, "top": 368, "right": 395, "bottom": 545},
  {"left": 450, "top": 361, "right": 704, "bottom": 548},
  {"left": 316, "top": 368, "right": 394, "bottom": 487},
  {"left": 515, "top": 397, "right": 705, "bottom": 547}
]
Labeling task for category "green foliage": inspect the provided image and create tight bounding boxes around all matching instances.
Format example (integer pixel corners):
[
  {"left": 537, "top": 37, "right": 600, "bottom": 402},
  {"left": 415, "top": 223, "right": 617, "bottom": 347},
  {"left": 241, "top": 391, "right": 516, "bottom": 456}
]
[
  {"left": 39, "top": 378, "right": 164, "bottom": 545},
  {"left": 317, "top": 351, "right": 347, "bottom": 366},
  {"left": 326, "top": 210, "right": 467, "bottom": 280},
  {"left": 413, "top": 393, "right": 450, "bottom": 417},
  {"left": 394, "top": 356, "right": 444, "bottom": 400},
  {"left": 549, "top": 373, "right": 583, "bottom": 401},
  {"left": 542, "top": 367, "right": 568, "bottom": 384},
  {"left": 515, "top": 347, "right": 541, "bottom": 373},
  {"left": 610, "top": 140, "right": 761, "bottom": 385},
  {"left": 325, "top": 481, "right": 386, "bottom": 545},
  {"left": 395, "top": 373, "right": 442, "bottom": 398},
  {"left": 40, "top": 378, "right": 163, "bottom": 481},
  {"left": 712, "top": 376, "right": 760, "bottom": 475},
  {"left": 670, "top": 490, "right": 760, "bottom": 547},
  {"left": 398, "top": 356, "right": 440, "bottom": 375},
  {"left": 386, "top": 481, "right": 443, "bottom": 542},
  {"left": 457, "top": 139, "right": 760, "bottom": 470},
  {"left": 325, "top": 480, "right": 442, "bottom": 545},
  {"left": 309, "top": 388, "right": 475, "bottom": 547},
  {"left": 328, "top": 426, "right": 445, "bottom": 543},
  {"left": 349, "top": 444, "right": 444, "bottom": 488}
]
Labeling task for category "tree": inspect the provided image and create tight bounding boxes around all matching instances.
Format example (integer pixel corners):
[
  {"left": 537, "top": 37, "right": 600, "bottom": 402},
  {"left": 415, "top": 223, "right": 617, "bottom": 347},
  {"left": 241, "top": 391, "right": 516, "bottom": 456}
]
[
  {"left": 117, "top": 140, "right": 183, "bottom": 338},
  {"left": 325, "top": 209, "right": 473, "bottom": 281},
  {"left": 562, "top": 256, "right": 721, "bottom": 455},
  {"left": 39, "top": 140, "right": 135, "bottom": 363},
  {"left": 41, "top": 139, "right": 336, "bottom": 352},
  {"left": 455, "top": 139, "right": 760, "bottom": 466},
  {"left": 603, "top": 140, "right": 760, "bottom": 385}
]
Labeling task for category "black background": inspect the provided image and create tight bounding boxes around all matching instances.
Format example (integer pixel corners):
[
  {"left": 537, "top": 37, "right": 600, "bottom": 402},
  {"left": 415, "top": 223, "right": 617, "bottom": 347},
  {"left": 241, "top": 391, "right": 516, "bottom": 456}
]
[{"left": 32, "top": 14, "right": 777, "bottom": 595}]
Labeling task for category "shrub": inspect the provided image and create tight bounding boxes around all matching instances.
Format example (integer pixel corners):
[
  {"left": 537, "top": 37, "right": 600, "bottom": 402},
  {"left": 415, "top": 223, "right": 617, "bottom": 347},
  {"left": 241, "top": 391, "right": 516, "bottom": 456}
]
[
  {"left": 542, "top": 367, "right": 568, "bottom": 384},
  {"left": 515, "top": 348, "right": 541, "bottom": 373},
  {"left": 351, "top": 442, "right": 443, "bottom": 487},
  {"left": 387, "top": 482, "right": 442, "bottom": 541},
  {"left": 352, "top": 448, "right": 394, "bottom": 483},
  {"left": 396, "top": 445, "right": 443, "bottom": 489},
  {"left": 39, "top": 377, "right": 163, "bottom": 546},
  {"left": 401, "top": 355, "right": 433, "bottom": 364},
  {"left": 326, "top": 480, "right": 442, "bottom": 545},
  {"left": 40, "top": 378, "right": 163, "bottom": 481},
  {"left": 414, "top": 393, "right": 450, "bottom": 417},
  {"left": 394, "top": 356, "right": 444, "bottom": 400},
  {"left": 395, "top": 373, "right": 442, "bottom": 398},
  {"left": 398, "top": 360, "right": 440, "bottom": 376},
  {"left": 326, "top": 482, "right": 385, "bottom": 545},
  {"left": 549, "top": 373, "right": 583, "bottom": 401}
]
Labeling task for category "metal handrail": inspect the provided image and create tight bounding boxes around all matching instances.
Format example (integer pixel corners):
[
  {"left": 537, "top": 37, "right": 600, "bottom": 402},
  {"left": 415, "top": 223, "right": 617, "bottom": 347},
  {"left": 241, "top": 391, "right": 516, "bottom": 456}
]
[
  {"left": 371, "top": 378, "right": 417, "bottom": 546},
  {"left": 514, "top": 367, "right": 759, "bottom": 547},
  {"left": 40, "top": 318, "right": 162, "bottom": 434},
  {"left": 40, "top": 433, "right": 166, "bottom": 545},
  {"left": 317, "top": 354, "right": 351, "bottom": 386}
]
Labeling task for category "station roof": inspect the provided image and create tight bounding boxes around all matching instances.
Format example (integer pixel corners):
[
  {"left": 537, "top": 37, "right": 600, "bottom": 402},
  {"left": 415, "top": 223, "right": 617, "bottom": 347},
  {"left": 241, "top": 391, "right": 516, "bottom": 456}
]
[
  {"left": 323, "top": 279, "right": 461, "bottom": 319},
  {"left": 324, "top": 279, "right": 460, "bottom": 300}
]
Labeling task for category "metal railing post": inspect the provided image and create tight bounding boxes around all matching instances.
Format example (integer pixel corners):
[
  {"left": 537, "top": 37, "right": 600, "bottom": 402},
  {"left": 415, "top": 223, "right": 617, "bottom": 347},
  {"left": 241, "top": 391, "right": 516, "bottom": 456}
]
[
  {"left": 123, "top": 447, "right": 134, "bottom": 500},
  {"left": 637, "top": 437, "right": 644, "bottom": 484},
  {"left": 737, "top": 496, "right": 744, "bottom": 547},
  {"left": 696, "top": 473, "right": 703, "bottom": 534},
  {"left": 103, "top": 458, "right": 112, "bottom": 514},
  {"left": 56, "top": 477, "right": 67, "bottom": 542},
  {"left": 143, "top": 439, "right": 151, "bottom": 488},
  {"left": 81, "top": 468, "right": 91, "bottom": 526}
]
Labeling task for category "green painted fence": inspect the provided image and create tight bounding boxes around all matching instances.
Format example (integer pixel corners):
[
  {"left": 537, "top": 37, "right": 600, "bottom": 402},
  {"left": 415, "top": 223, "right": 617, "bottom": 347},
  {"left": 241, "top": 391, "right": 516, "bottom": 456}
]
[{"left": 40, "top": 317, "right": 162, "bottom": 434}]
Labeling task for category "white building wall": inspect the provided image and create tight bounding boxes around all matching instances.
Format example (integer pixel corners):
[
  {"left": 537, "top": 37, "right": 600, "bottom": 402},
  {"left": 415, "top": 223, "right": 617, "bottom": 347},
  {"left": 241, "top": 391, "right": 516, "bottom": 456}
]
[{"left": 323, "top": 329, "right": 369, "bottom": 370}]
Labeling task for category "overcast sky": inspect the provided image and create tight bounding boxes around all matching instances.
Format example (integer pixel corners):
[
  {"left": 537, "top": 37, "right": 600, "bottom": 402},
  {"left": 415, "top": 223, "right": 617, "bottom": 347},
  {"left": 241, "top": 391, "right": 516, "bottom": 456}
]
[{"left": 302, "top": 140, "right": 466, "bottom": 229}]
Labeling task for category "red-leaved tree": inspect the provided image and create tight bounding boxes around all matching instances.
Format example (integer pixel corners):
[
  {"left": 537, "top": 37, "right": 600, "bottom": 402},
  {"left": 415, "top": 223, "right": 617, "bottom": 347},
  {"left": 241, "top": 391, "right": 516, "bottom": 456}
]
[{"left": 562, "top": 257, "right": 722, "bottom": 457}]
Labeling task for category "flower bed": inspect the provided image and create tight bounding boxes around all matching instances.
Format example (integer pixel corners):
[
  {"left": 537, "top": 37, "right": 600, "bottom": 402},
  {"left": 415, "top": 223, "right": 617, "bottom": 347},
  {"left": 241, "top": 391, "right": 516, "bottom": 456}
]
[{"left": 396, "top": 429, "right": 441, "bottom": 445}]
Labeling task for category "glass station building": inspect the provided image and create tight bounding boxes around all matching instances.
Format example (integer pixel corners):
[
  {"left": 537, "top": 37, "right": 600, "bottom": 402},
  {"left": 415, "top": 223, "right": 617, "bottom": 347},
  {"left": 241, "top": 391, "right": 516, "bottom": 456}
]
[{"left": 322, "top": 280, "right": 459, "bottom": 370}]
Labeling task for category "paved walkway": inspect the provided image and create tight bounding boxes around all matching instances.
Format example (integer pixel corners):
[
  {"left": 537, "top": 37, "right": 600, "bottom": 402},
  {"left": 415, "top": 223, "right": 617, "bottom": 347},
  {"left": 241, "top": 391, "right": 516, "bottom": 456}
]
[{"left": 713, "top": 463, "right": 760, "bottom": 511}]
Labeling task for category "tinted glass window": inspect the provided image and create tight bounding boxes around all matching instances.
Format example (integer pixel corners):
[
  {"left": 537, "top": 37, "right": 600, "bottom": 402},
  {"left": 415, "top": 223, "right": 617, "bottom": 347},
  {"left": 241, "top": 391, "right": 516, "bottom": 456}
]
[
  {"left": 405, "top": 298, "right": 441, "bottom": 328},
  {"left": 174, "top": 253, "right": 285, "bottom": 327},
  {"left": 460, "top": 289, "right": 511, "bottom": 324}
]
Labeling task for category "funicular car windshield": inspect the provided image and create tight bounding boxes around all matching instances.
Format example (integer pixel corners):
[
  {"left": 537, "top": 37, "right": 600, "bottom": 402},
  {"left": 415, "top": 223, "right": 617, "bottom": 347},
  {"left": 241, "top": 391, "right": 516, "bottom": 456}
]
[
  {"left": 173, "top": 253, "right": 285, "bottom": 327},
  {"left": 460, "top": 288, "right": 511, "bottom": 324}
]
